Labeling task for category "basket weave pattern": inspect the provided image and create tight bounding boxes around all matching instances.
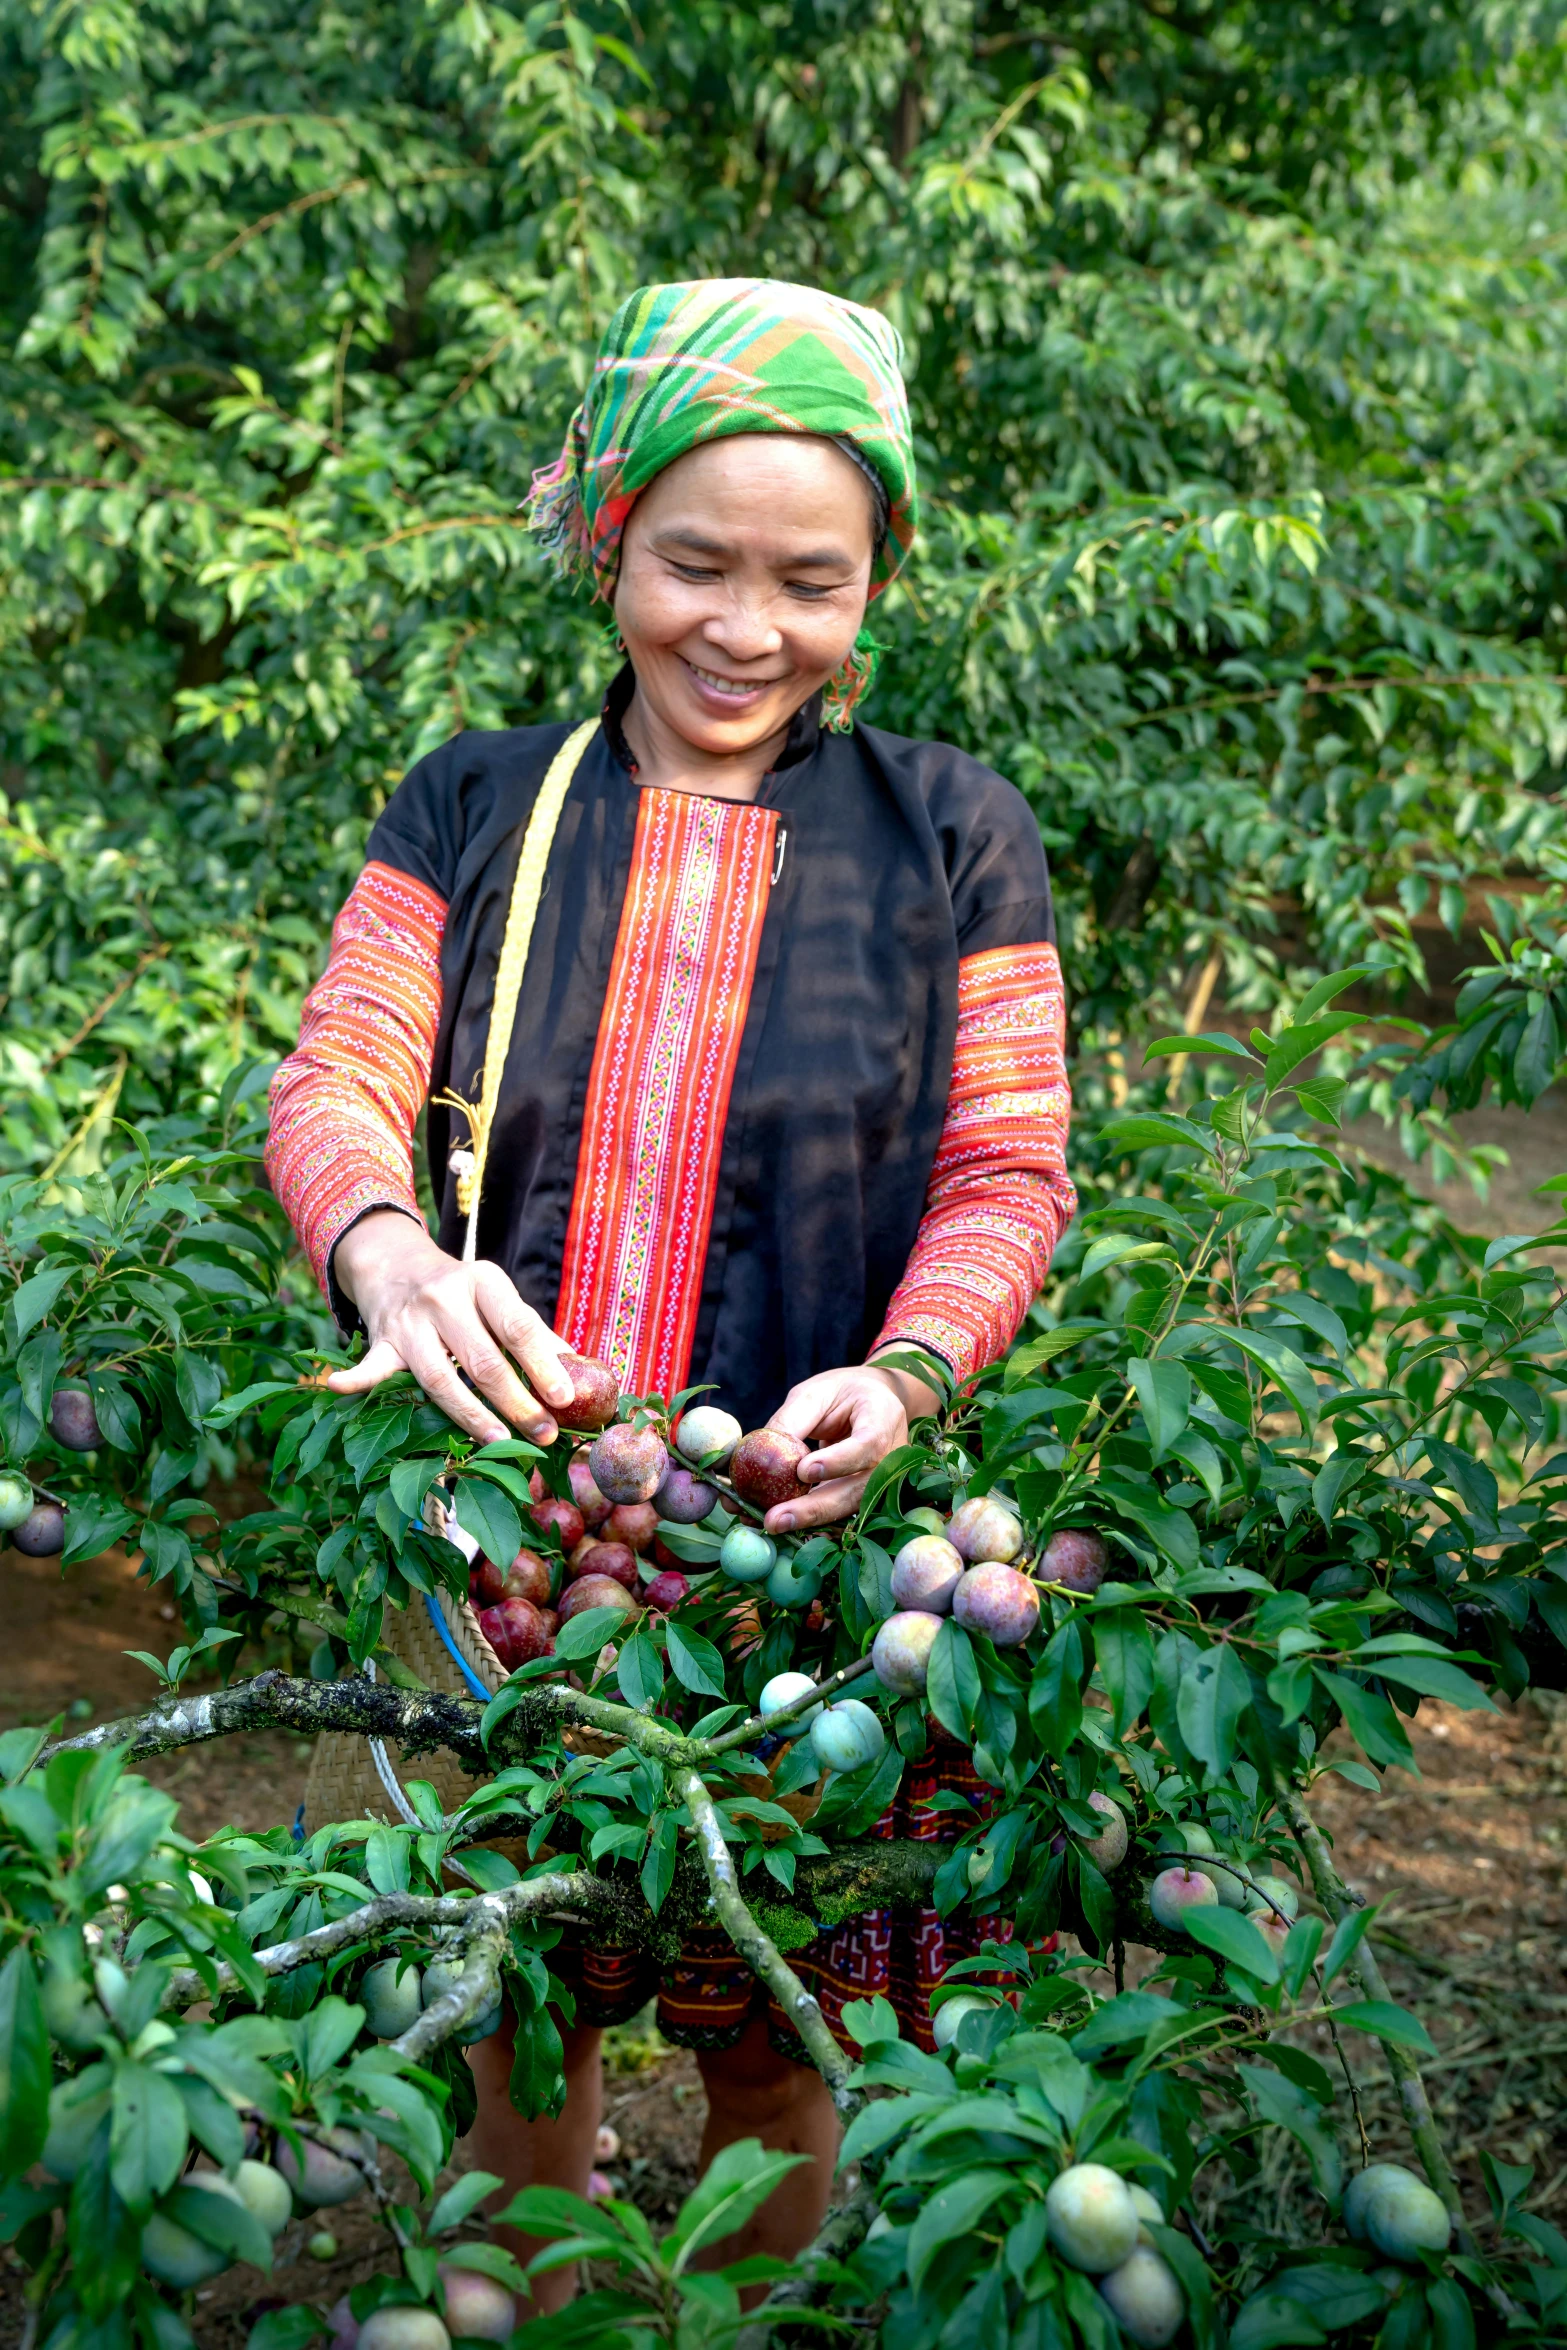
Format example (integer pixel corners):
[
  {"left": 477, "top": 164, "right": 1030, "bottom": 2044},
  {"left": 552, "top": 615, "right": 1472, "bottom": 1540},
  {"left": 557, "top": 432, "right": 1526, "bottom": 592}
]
[{"left": 302, "top": 1589, "right": 505, "bottom": 1832}]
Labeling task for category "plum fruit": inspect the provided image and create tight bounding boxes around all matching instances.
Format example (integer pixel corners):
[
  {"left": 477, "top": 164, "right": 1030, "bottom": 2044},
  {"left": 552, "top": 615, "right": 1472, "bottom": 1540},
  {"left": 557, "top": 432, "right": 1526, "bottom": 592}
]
[
  {"left": 759, "top": 1670, "right": 823, "bottom": 1733},
  {"left": 1341, "top": 2163, "right": 1412, "bottom": 2242},
  {"left": 276, "top": 2127, "right": 371, "bottom": 2208},
  {"left": 438, "top": 2266, "right": 516, "bottom": 2342},
  {"left": 0, "top": 1472, "right": 34, "bottom": 1530},
  {"left": 1077, "top": 1791, "right": 1129, "bottom": 1872},
  {"left": 140, "top": 2209, "right": 232, "bottom": 2288},
  {"left": 1037, "top": 1527, "right": 1109, "bottom": 1594},
  {"left": 554, "top": 1350, "right": 618, "bottom": 1430},
  {"left": 946, "top": 1494, "right": 1024, "bottom": 1565},
  {"left": 12, "top": 1500, "right": 64, "bottom": 1556},
  {"left": 568, "top": 1455, "right": 613, "bottom": 1529},
  {"left": 357, "top": 2312, "right": 451, "bottom": 2350},
  {"left": 232, "top": 2158, "right": 294, "bottom": 2236},
  {"left": 527, "top": 1494, "right": 585, "bottom": 1553},
  {"left": 1129, "top": 2185, "right": 1165, "bottom": 2226},
  {"left": 951, "top": 1561, "right": 1040, "bottom": 1647},
  {"left": 476, "top": 1597, "right": 553, "bottom": 1669},
  {"left": 1045, "top": 2163, "right": 1140, "bottom": 2273},
  {"left": 557, "top": 1573, "right": 640, "bottom": 1623},
  {"left": 571, "top": 1540, "right": 640, "bottom": 1593},
  {"left": 719, "top": 1525, "right": 777, "bottom": 1583},
  {"left": 903, "top": 1506, "right": 947, "bottom": 1537},
  {"left": 49, "top": 1384, "right": 101, "bottom": 1451},
  {"left": 588, "top": 1423, "right": 668, "bottom": 1505},
  {"left": 643, "top": 1569, "right": 690, "bottom": 1610},
  {"left": 1363, "top": 2170, "right": 1452, "bottom": 2261},
  {"left": 325, "top": 2291, "right": 356, "bottom": 2349},
  {"left": 469, "top": 1555, "right": 507, "bottom": 1608},
  {"left": 603, "top": 1501, "right": 659, "bottom": 1551},
  {"left": 931, "top": 1990, "right": 994, "bottom": 2050},
  {"left": 654, "top": 1465, "right": 718, "bottom": 1523},
  {"left": 675, "top": 1404, "right": 743, "bottom": 1466},
  {"left": 871, "top": 1609, "right": 943, "bottom": 1694},
  {"left": 890, "top": 1533, "right": 964, "bottom": 1614},
  {"left": 1245, "top": 1872, "right": 1300, "bottom": 1923},
  {"left": 729, "top": 1428, "right": 810, "bottom": 1509},
  {"left": 361, "top": 1956, "right": 423, "bottom": 2040},
  {"left": 765, "top": 1552, "right": 821, "bottom": 1609},
  {"left": 501, "top": 1549, "right": 552, "bottom": 1607},
  {"left": 810, "top": 1698, "right": 885, "bottom": 1774},
  {"left": 422, "top": 1959, "right": 502, "bottom": 2042},
  {"left": 1098, "top": 2245, "right": 1186, "bottom": 2345},
  {"left": 1149, "top": 1866, "right": 1219, "bottom": 1931}
]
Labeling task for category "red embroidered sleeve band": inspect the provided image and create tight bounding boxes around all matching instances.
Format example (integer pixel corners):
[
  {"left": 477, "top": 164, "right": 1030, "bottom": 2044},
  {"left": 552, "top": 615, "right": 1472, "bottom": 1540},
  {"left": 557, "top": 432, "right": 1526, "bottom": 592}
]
[
  {"left": 872, "top": 941, "right": 1075, "bottom": 1387},
  {"left": 264, "top": 860, "right": 446, "bottom": 1297}
]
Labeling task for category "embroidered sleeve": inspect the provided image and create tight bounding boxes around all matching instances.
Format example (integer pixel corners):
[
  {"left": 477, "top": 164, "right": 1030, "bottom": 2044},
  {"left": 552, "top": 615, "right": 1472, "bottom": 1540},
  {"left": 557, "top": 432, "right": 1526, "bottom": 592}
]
[
  {"left": 265, "top": 860, "right": 447, "bottom": 1297},
  {"left": 872, "top": 941, "right": 1075, "bottom": 1386}
]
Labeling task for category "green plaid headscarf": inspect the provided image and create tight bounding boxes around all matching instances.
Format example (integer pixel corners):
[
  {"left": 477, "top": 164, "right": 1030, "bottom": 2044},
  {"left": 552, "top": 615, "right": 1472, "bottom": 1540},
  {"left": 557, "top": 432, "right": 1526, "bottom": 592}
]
[{"left": 528, "top": 277, "right": 918, "bottom": 728}]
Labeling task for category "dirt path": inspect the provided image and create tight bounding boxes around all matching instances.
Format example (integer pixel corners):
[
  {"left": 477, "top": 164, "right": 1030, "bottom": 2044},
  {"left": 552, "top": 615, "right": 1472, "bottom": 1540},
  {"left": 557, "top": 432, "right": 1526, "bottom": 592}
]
[{"left": 3, "top": 1543, "right": 1564, "bottom": 2340}]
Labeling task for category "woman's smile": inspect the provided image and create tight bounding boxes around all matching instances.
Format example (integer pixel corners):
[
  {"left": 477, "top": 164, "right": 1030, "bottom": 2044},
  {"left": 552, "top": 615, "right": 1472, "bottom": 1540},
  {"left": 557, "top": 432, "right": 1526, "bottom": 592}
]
[{"left": 679, "top": 654, "right": 787, "bottom": 705}]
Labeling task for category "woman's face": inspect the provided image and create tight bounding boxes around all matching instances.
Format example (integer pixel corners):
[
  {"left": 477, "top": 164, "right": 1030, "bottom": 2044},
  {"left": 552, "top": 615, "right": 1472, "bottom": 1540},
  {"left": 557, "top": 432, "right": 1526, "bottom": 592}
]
[{"left": 613, "top": 433, "right": 876, "bottom": 757}]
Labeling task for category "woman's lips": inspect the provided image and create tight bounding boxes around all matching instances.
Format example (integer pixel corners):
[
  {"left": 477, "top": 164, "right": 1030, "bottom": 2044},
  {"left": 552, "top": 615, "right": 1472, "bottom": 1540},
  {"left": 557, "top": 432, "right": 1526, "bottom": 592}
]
[{"left": 679, "top": 655, "right": 787, "bottom": 711}]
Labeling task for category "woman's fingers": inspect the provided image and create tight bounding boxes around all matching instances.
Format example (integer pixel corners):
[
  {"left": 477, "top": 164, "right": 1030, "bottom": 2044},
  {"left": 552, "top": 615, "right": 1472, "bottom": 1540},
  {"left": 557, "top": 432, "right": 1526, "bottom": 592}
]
[
  {"left": 472, "top": 1265, "right": 576, "bottom": 1415},
  {"left": 400, "top": 1322, "right": 512, "bottom": 1446},
  {"left": 427, "top": 1287, "right": 558, "bottom": 1443},
  {"left": 765, "top": 1472, "right": 869, "bottom": 1534},
  {"left": 326, "top": 1338, "right": 409, "bottom": 1394}
]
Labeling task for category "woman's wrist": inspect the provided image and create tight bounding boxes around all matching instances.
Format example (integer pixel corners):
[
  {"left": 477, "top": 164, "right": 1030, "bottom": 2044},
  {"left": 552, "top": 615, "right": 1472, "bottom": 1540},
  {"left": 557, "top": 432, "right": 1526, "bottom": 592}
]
[{"left": 331, "top": 1205, "right": 434, "bottom": 1312}]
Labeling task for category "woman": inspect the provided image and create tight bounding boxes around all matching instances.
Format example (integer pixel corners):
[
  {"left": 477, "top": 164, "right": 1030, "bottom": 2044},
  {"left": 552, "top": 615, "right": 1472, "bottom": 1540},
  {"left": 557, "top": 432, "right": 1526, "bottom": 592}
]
[{"left": 266, "top": 276, "right": 1075, "bottom": 2291}]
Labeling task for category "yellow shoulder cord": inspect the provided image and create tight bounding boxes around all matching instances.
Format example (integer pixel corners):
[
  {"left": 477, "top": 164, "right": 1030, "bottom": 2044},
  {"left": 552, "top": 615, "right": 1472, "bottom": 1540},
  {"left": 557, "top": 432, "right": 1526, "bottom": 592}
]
[{"left": 432, "top": 718, "right": 598, "bottom": 1263}]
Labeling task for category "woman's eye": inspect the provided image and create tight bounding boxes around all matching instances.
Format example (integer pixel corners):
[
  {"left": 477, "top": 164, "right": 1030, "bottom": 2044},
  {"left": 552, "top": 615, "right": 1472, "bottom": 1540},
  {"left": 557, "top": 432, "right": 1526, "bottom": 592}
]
[
  {"left": 786, "top": 582, "right": 832, "bottom": 601},
  {"left": 671, "top": 561, "right": 720, "bottom": 582}
]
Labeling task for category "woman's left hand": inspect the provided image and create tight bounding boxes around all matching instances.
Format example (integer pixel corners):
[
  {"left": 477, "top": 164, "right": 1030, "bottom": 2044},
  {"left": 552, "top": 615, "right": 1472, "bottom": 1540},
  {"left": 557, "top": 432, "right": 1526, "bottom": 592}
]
[{"left": 760, "top": 1360, "right": 941, "bottom": 1535}]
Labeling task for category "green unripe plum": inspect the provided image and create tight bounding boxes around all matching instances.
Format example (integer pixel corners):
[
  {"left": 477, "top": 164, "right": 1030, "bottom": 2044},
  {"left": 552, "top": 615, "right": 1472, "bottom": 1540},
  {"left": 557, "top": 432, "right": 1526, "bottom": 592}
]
[
  {"left": 719, "top": 1525, "right": 777, "bottom": 1583},
  {"left": 809, "top": 1699, "right": 886, "bottom": 1775},
  {"left": 40, "top": 1964, "right": 103, "bottom": 2052},
  {"left": 0, "top": 1471, "right": 33, "bottom": 1531},
  {"left": 675, "top": 1405, "right": 742, "bottom": 1467},
  {"left": 1045, "top": 2163, "right": 1141, "bottom": 2273},
  {"left": 438, "top": 2264, "right": 517, "bottom": 2341},
  {"left": 759, "top": 1671, "right": 822, "bottom": 1734},
  {"left": 233, "top": 2158, "right": 294, "bottom": 2236},
  {"left": 309, "top": 2231, "right": 340, "bottom": 2261},
  {"left": 903, "top": 1506, "right": 947, "bottom": 1538},
  {"left": 931, "top": 1991, "right": 994, "bottom": 2051},
  {"left": 871, "top": 1608, "right": 943, "bottom": 1694},
  {"left": 1361, "top": 2168, "right": 1452, "bottom": 2261},
  {"left": 1211, "top": 1856, "right": 1253, "bottom": 1910},
  {"left": 1098, "top": 2245, "right": 1186, "bottom": 2345},
  {"left": 764, "top": 1552, "right": 821, "bottom": 1609},
  {"left": 1342, "top": 2163, "right": 1416, "bottom": 2241},
  {"left": 141, "top": 2209, "right": 232, "bottom": 2289},
  {"left": 1077, "top": 1792, "right": 1128, "bottom": 1873},
  {"left": 1159, "top": 1821, "right": 1214, "bottom": 1858},
  {"left": 356, "top": 2309, "right": 451, "bottom": 2350},
  {"left": 1149, "top": 1866, "right": 1219, "bottom": 1932},
  {"left": 1245, "top": 1872, "right": 1301, "bottom": 1924},
  {"left": 276, "top": 2127, "right": 370, "bottom": 2209},
  {"left": 1129, "top": 2185, "right": 1165, "bottom": 2226},
  {"left": 362, "top": 1956, "right": 423, "bottom": 2040},
  {"left": 422, "top": 1959, "right": 502, "bottom": 2041}
]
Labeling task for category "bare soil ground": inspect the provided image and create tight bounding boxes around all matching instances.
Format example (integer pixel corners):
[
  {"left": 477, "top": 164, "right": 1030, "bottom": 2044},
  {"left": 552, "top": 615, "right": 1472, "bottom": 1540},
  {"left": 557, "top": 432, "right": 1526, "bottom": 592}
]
[{"left": 3, "top": 1535, "right": 1566, "bottom": 2342}]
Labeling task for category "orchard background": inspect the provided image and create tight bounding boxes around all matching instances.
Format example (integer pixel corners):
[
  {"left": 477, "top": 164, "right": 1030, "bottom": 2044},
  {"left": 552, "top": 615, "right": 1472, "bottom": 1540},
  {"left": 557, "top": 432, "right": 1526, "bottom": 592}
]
[{"left": 6, "top": 5, "right": 1567, "bottom": 2349}]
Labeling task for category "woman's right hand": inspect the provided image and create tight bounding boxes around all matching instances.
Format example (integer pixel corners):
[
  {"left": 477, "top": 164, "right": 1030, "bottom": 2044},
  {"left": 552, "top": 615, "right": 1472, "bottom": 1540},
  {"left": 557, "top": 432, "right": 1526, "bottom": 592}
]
[{"left": 328, "top": 1209, "right": 576, "bottom": 1446}]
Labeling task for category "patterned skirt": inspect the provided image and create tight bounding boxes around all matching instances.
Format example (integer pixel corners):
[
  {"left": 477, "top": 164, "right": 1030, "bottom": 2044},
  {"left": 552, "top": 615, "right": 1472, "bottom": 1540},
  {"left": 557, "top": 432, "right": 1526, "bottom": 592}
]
[{"left": 552, "top": 1731, "right": 1030, "bottom": 2062}]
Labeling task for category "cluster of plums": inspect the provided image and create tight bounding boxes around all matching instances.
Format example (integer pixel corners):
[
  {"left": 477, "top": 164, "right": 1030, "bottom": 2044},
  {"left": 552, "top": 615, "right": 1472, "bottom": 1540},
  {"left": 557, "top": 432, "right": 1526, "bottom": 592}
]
[
  {"left": 757, "top": 1671, "right": 887, "bottom": 1775},
  {"left": 0, "top": 1384, "right": 109, "bottom": 1555},
  {"left": 1146, "top": 1823, "right": 1302, "bottom": 1953},
  {"left": 867, "top": 1503, "right": 1109, "bottom": 1696},
  {"left": 359, "top": 1950, "right": 502, "bottom": 2043}
]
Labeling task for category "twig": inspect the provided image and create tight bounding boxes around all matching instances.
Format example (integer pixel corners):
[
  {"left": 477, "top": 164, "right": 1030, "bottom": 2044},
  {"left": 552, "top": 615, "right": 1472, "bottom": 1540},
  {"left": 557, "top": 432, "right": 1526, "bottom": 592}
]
[
  {"left": 672, "top": 1764, "right": 860, "bottom": 2119},
  {"left": 698, "top": 1654, "right": 877, "bottom": 1755}
]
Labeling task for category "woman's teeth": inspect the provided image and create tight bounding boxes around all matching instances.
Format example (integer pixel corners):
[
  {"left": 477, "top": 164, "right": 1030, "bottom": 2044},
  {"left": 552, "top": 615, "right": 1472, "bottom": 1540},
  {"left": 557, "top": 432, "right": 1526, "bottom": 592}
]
[{"left": 687, "top": 662, "right": 772, "bottom": 697}]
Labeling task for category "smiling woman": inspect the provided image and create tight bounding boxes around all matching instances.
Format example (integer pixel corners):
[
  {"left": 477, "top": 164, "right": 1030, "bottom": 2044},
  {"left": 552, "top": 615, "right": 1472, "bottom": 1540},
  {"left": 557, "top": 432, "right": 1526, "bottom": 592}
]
[{"left": 264, "top": 274, "right": 1076, "bottom": 2302}]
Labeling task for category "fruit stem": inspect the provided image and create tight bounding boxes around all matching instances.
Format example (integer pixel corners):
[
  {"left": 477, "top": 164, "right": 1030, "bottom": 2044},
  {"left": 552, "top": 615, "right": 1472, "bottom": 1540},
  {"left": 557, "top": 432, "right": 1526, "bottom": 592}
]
[
  {"left": 672, "top": 1761, "right": 862, "bottom": 2120},
  {"left": 1275, "top": 1778, "right": 1478, "bottom": 2253}
]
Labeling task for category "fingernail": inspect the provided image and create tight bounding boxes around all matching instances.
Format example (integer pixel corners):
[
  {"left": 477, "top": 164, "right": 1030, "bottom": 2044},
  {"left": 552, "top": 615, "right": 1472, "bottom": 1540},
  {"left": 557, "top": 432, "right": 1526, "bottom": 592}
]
[{"left": 775, "top": 1512, "right": 796, "bottom": 1532}]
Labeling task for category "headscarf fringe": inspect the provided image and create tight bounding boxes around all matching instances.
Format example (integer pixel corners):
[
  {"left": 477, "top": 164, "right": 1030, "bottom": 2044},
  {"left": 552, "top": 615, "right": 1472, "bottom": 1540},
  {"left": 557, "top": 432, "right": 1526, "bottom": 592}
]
[
  {"left": 525, "top": 425, "right": 596, "bottom": 586},
  {"left": 823, "top": 628, "right": 883, "bottom": 732}
]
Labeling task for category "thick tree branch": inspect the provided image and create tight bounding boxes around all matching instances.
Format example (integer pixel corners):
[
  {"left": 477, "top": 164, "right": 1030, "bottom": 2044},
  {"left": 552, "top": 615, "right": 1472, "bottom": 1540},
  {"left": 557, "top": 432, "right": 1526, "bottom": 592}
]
[{"left": 673, "top": 1764, "right": 861, "bottom": 2118}]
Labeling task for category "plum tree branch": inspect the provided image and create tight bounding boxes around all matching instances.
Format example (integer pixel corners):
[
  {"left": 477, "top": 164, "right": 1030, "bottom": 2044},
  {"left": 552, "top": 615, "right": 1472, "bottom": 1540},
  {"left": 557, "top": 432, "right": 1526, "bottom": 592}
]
[
  {"left": 1277, "top": 1778, "right": 1476, "bottom": 2250},
  {"left": 672, "top": 1762, "right": 862, "bottom": 2119}
]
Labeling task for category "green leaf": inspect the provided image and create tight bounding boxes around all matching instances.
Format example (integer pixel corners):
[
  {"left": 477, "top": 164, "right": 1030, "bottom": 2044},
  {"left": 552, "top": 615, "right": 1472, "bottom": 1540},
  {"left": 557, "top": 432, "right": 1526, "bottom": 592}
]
[
  {"left": 1185, "top": 1906, "right": 1280, "bottom": 1985},
  {"left": 1099, "top": 1112, "right": 1218, "bottom": 1157},
  {"left": 1028, "top": 1618, "right": 1085, "bottom": 1751},
  {"left": 1263, "top": 1012, "right": 1364, "bottom": 1089},
  {"left": 1143, "top": 1032, "right": 1259, "bottom": 1063},
  {"left": 452, "top": 1478, "right": 522, "bottom": 1568},
  {"left": 664, "top": 2139, "right": 811, "bottom": 2270},
  {"left": 1237, "top": 2063, "right": 1340, "bottom": 2201},
  {"left": 7, "top": 1262, "right": 73, "bottom": 1343},
  {"left": 906, "top": 2170, "right": 1014, "bottom": 2288},
  {"left": 616, "top": 1629, "right": 665, "bottom": 1709},
  {"left": 1320, "top": 1904, "right": 1376, "bottom": 1990},
  {"left": 926, "top": 1618, "right": 982, "bottom": 1741},
  {"left": 1127, "top": 1356, "right": 1190, "bottom": 1460},
  {"left": 1176, "top": 1643, "right": 1253, "bottom": 1775},
  {"left": 62, "top": 1495, "right": 137, "bottom": 1567},
  {"left": 664, "top": 1621, "right": 727, "bottom": 1700},
  {"left": 1332, "top": 2000, "right": 1438, "bottom": 2055},
  {"left": 1093, "top": 1608, "right": 1155, "bottom": 1737},
  {"left": 1313, "top": 1669, "right": 1417, "bottom": 1774},
  {"left": 110, "top": 2060, "right": 189, "bottom": 2211},
  {"left": 0, "top": 1950, "right": 50, "bottom": 2174},
  {"left": 1363, "top": 1654, "right": 1497, "bottom": 1712},
  {"left": 552, "top": 1606, "right": 627, "bottom": 1661},
  {"left": 248, "top": 2309, "right": 328, "bottom": 2350}
]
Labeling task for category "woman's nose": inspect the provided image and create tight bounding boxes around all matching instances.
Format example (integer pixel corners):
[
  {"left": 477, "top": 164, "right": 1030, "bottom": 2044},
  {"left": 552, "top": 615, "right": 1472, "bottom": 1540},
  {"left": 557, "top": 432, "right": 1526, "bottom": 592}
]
[{"left": 704, "top": 593, "right": 784, "bottom": 663}]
